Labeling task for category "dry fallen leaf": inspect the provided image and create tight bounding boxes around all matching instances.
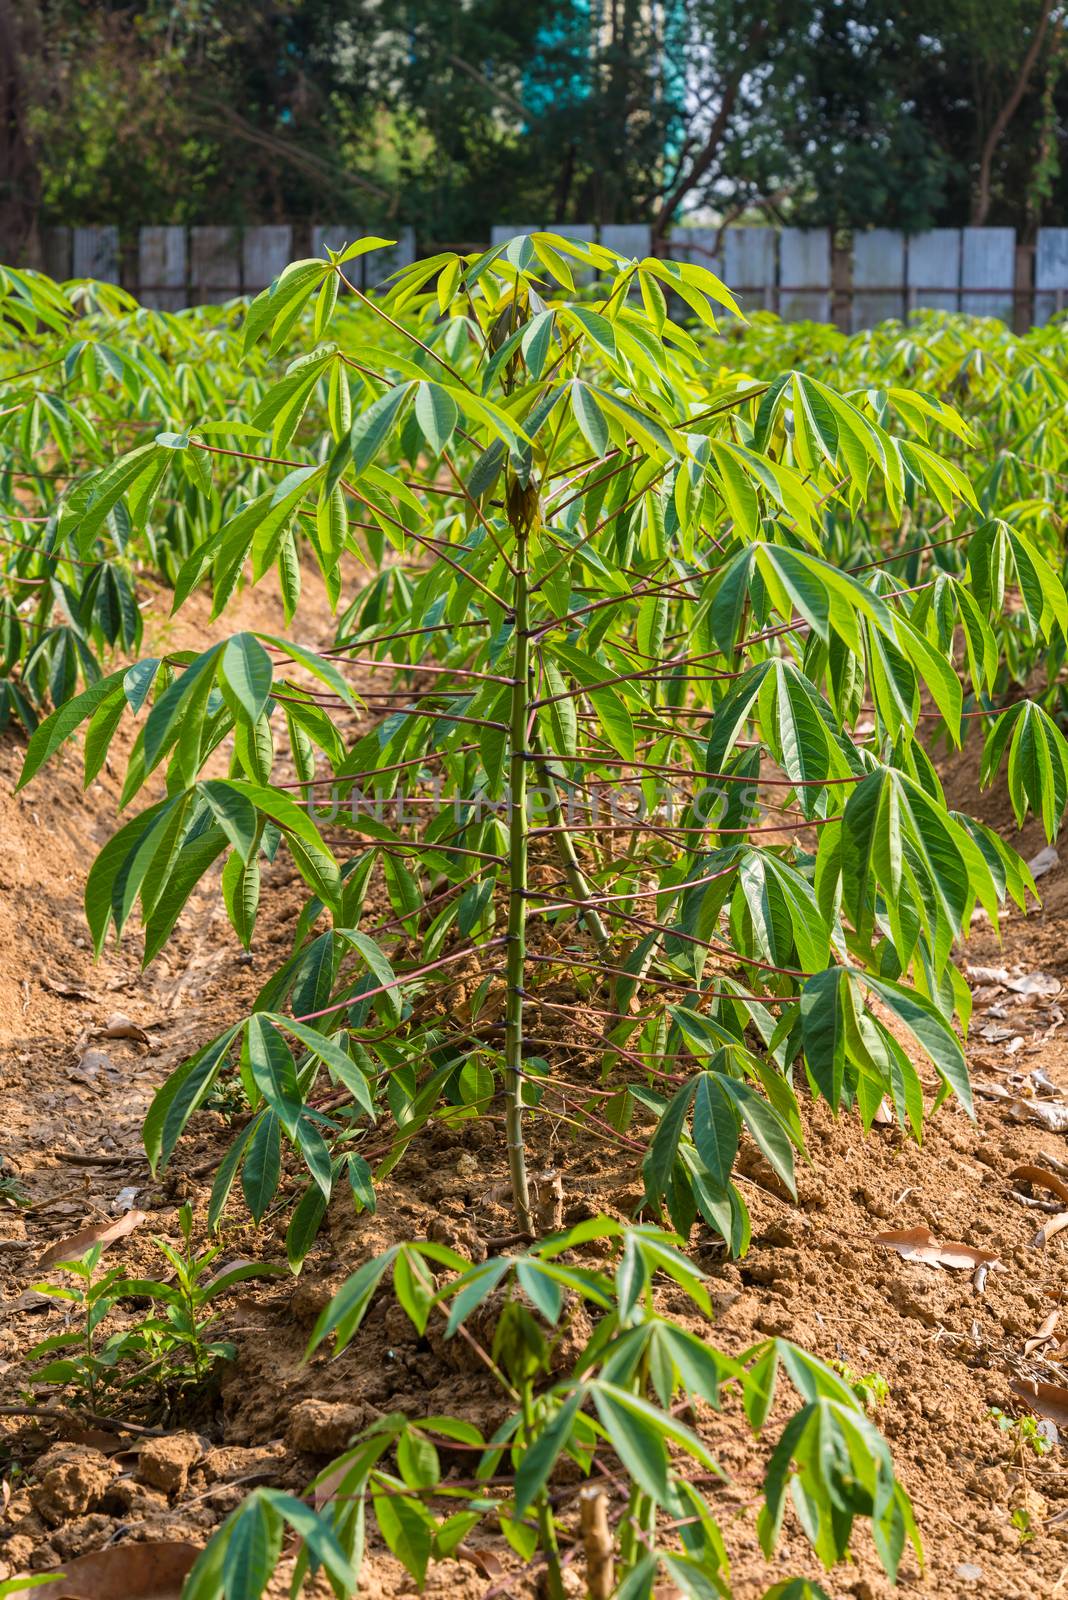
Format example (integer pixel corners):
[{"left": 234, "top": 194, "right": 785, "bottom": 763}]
[
  {"left": 873, "top": 1225, "right": 1002, "bottom": 1270},
  {"left": 38, "top": 974, "right": 97, "bottom": 1002},
  {"left": 1009, "top": 1376, "right": 1068, "bottom": 1430},
  {"left": 979, "top": 1022, "right": 1018, "bottom": 1042},
  {"left": 1032, "top": 1212, "right": 1068, "bottom": 1249},
  {"left": 1011, "top": 974, "right": 1062, "bottom": 998},
  {"left": 1024, "top": 1310, "right": 1061, "bottom": 1356},
  {"left": 1008, "top": 1098, "right": 1068, "bottom": 1131},
  {"left": 968, "top": 964, "right": 1010, "bottom": 986},
  {"left": 1011, "top": 1164, "right": 1068, "bottom": 1205},
  {"left": 457, "top": 1546, "right": 504, "bottom": 1579},
  {"left": 77, "top": 1049, "right": 114, "bottom": 1078},
  {"left": 38, "top": 1209, "right": 147, "bottom": 1270},
  {"left": 5, "top": 1541, "right": 200, "bottom": 1599},
  {"left": 967, "top": 964, "right": 1063, "bottom": 998},
  {"left": 104, "top": 1012, "right": 151, "bottom": 1043}
]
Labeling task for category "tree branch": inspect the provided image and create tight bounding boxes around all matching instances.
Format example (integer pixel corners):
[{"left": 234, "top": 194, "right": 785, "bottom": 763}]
[
  {"left": 651, "top": 18, "right": 770, "bottom": 240},
  {"left": 972, "top": 0, "right": 1055, "bottom": 224}
]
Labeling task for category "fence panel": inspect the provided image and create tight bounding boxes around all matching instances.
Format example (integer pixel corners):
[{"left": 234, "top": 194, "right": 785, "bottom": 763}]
[
  {"left": 72, "top": 226, "right": 120, "bottom": 284},
  {"left": 190, "top": 227, "right": 242, "bottom": 303},
  {"left": 780, "top": 229, "right": 830, "bottom": 321},
  {"left": 138, "top": 226, "right": 186, "bottom": 309},
  {"left": 1035, "top": 228, "right": 1068, "bottom": 325},
  {"left": 852, "top": 230, "right": 906, "bottom": 329},
  {"left": 725, "top": 228, "right": 776, "bottom": 313},
  {"left": 669, "top": 226, "right": 721, "bottom": 274},
  {"left": 599, "top": 224, "right": 651, "bottom": 260},
  {"left": 907, "top": 231, "right": 960, "bottom": 313},
  {"left": 364, "top": 227, "right": 416, "bottom": 291},
  {"left": 962, "top": 227, "right": 1015, "bottom": 320},
  {"left": 12, "top": 219, "right": 1048, "bottom": 323},
  {"left": 490, "top": 225, "right": 544, "bottom": 250},
  {"left": 242, "top": 225, "right": 292, "bottom": 294}
]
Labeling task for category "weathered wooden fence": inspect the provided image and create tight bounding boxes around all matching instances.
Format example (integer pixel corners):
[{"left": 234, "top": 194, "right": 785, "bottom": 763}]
[{"left": 12, "top": 222, "right": 1068, "bottom": 328}]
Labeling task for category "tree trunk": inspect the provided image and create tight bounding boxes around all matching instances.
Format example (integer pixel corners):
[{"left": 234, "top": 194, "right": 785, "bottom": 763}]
[
  {"left": 972, "top": 0, "right": 1054, "bottom": 225},
  {"left": 0, "top": 0, "right": 42, "bottom": 263}
]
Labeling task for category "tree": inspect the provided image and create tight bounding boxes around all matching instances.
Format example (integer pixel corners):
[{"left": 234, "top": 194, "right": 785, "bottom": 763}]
[
  {"left": 0, "top": 0, "right": 42, "bottom": 259},
  {"left": 13, "top": 0, "right": 393, "bottom": 229}
]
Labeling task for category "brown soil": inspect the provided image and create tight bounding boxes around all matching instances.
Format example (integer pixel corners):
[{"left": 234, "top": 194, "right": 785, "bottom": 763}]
[{"left": 2, "top": 577, "right": 1068, "bottom": 1598}]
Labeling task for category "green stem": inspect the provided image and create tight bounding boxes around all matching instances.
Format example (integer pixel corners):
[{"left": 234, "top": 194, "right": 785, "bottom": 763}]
[
  {"left": 521, "top": 1383, "right": 566, "bottom": 1600},
  {"left": 505, "top": 526, "right": 533, "bottom": 1235},
  {"left": 531, "top": 732, "right": 611, "bottom": 961}
]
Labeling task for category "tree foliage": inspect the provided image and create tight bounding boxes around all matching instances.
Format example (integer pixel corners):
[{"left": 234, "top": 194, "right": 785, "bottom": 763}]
[{"left": 5, "top": 0, "right": 1068, "bottom": 246}]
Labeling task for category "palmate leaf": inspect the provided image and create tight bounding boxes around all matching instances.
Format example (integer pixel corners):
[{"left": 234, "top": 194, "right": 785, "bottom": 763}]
[
  {"left": 837, "top": 766, "right": 992, "bottom": 967},
  {"left": 274, "top": 1016, "right": 376, "bottom": 1119},
  {"left": 243, "top": 259, "right": 329, "bottom": 354},
  {"left": 983, "top": 700, "right": 1068, "bottom": 838},
  {"left": 800, "top": 963, "right": 970, "bottom": 1121}
]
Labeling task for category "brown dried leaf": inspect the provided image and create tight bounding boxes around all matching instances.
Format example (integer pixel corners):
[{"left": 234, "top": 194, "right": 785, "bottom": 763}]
[
  {"left": 37, "top": 1209, "right": 146, "bottom": 1270},
  {"left": 1009, "top": 1376, "right": 1068, "bottom": 1430},
  {"left": 104, "top": 1012, "right": 151, "bottom": 1043},
  {"left": 1011, "top": 1164, "right": 1068, "bottom": 1205},
  {"left": 1024, "top": 1310, "right": 1061, "bottom": 1356},
  {"left": 1008, "top": 1098, "right": 1068, "bottom": 1131},
  {"left": 5, "top": 1541, "right": 200, "bottom": 1599},
  {"left": 39, "top": 974, "right": 97, "bottom": 1002},
  {"left": 457, "top": 1546, "right": 504, "bottom": 1579},
  {"left": 873, "top": 1225, "right": 1002, "bottom": 1270},
  {"left": 1032, "top": 1212, "right": 1068, "bottom": 1249}
]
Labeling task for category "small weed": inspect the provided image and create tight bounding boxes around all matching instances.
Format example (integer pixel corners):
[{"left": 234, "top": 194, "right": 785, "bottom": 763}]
[
  {"left": 830, "top": 1360, "right": 890, "bottom": 1412},
  {"left": 203, "top": 1074, "right": 248, "bottom": 1122},
  {"left": 25, "top": 1205, "right": 277, "bottom": 1415},
  {"left": 1010, "top": 1507, "right": 1036, "bottom": 1543},
  {"left": 987, "top": 1407, "right": 1051, "bottom": 1460},
  {"left": 0, "top": 1160, "right": 28, "bottom": 1209}
]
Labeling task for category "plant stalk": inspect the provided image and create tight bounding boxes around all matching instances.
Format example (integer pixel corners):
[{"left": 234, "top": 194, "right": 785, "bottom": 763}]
[
  {"left": 532, "top": 731, "right": 611, "bottom": 961},
  {"left": 505, "top": 524, "right": 533, "bottom": 1235},
  {"left": 521, "top": 1382, "right": 566, "bottom": 1600}
]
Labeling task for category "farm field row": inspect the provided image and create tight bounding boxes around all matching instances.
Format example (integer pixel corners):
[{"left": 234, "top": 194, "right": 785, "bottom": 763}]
[{"left": 0, "top": 239, "right": 1067, "bottom": 1597}]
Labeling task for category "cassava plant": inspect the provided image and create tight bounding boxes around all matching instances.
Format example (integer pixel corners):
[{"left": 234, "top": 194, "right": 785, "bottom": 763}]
[
  {"left": 14, "top": 231, "right": 1068, "bottom": 1262},
  {"left": 184, "top": 1220, "right": 919, "bottom": 1599}
]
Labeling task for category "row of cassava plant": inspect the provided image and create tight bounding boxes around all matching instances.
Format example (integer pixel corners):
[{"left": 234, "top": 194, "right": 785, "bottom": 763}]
[
  {"left": 14, "top": 232, "right": 1068, "bottom": 1260},
  {"left": 708, "top": 305, "right": 1068, "bottom": 712},
  {"left": 2, "top": 263, "right": 1068, "bottom": 739},
  {"left": 0, "top": 257, "right": 405, "bottom": 727},
  {"left": 5, "top": 234, "right": 1066, "bottom": 1596}
]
